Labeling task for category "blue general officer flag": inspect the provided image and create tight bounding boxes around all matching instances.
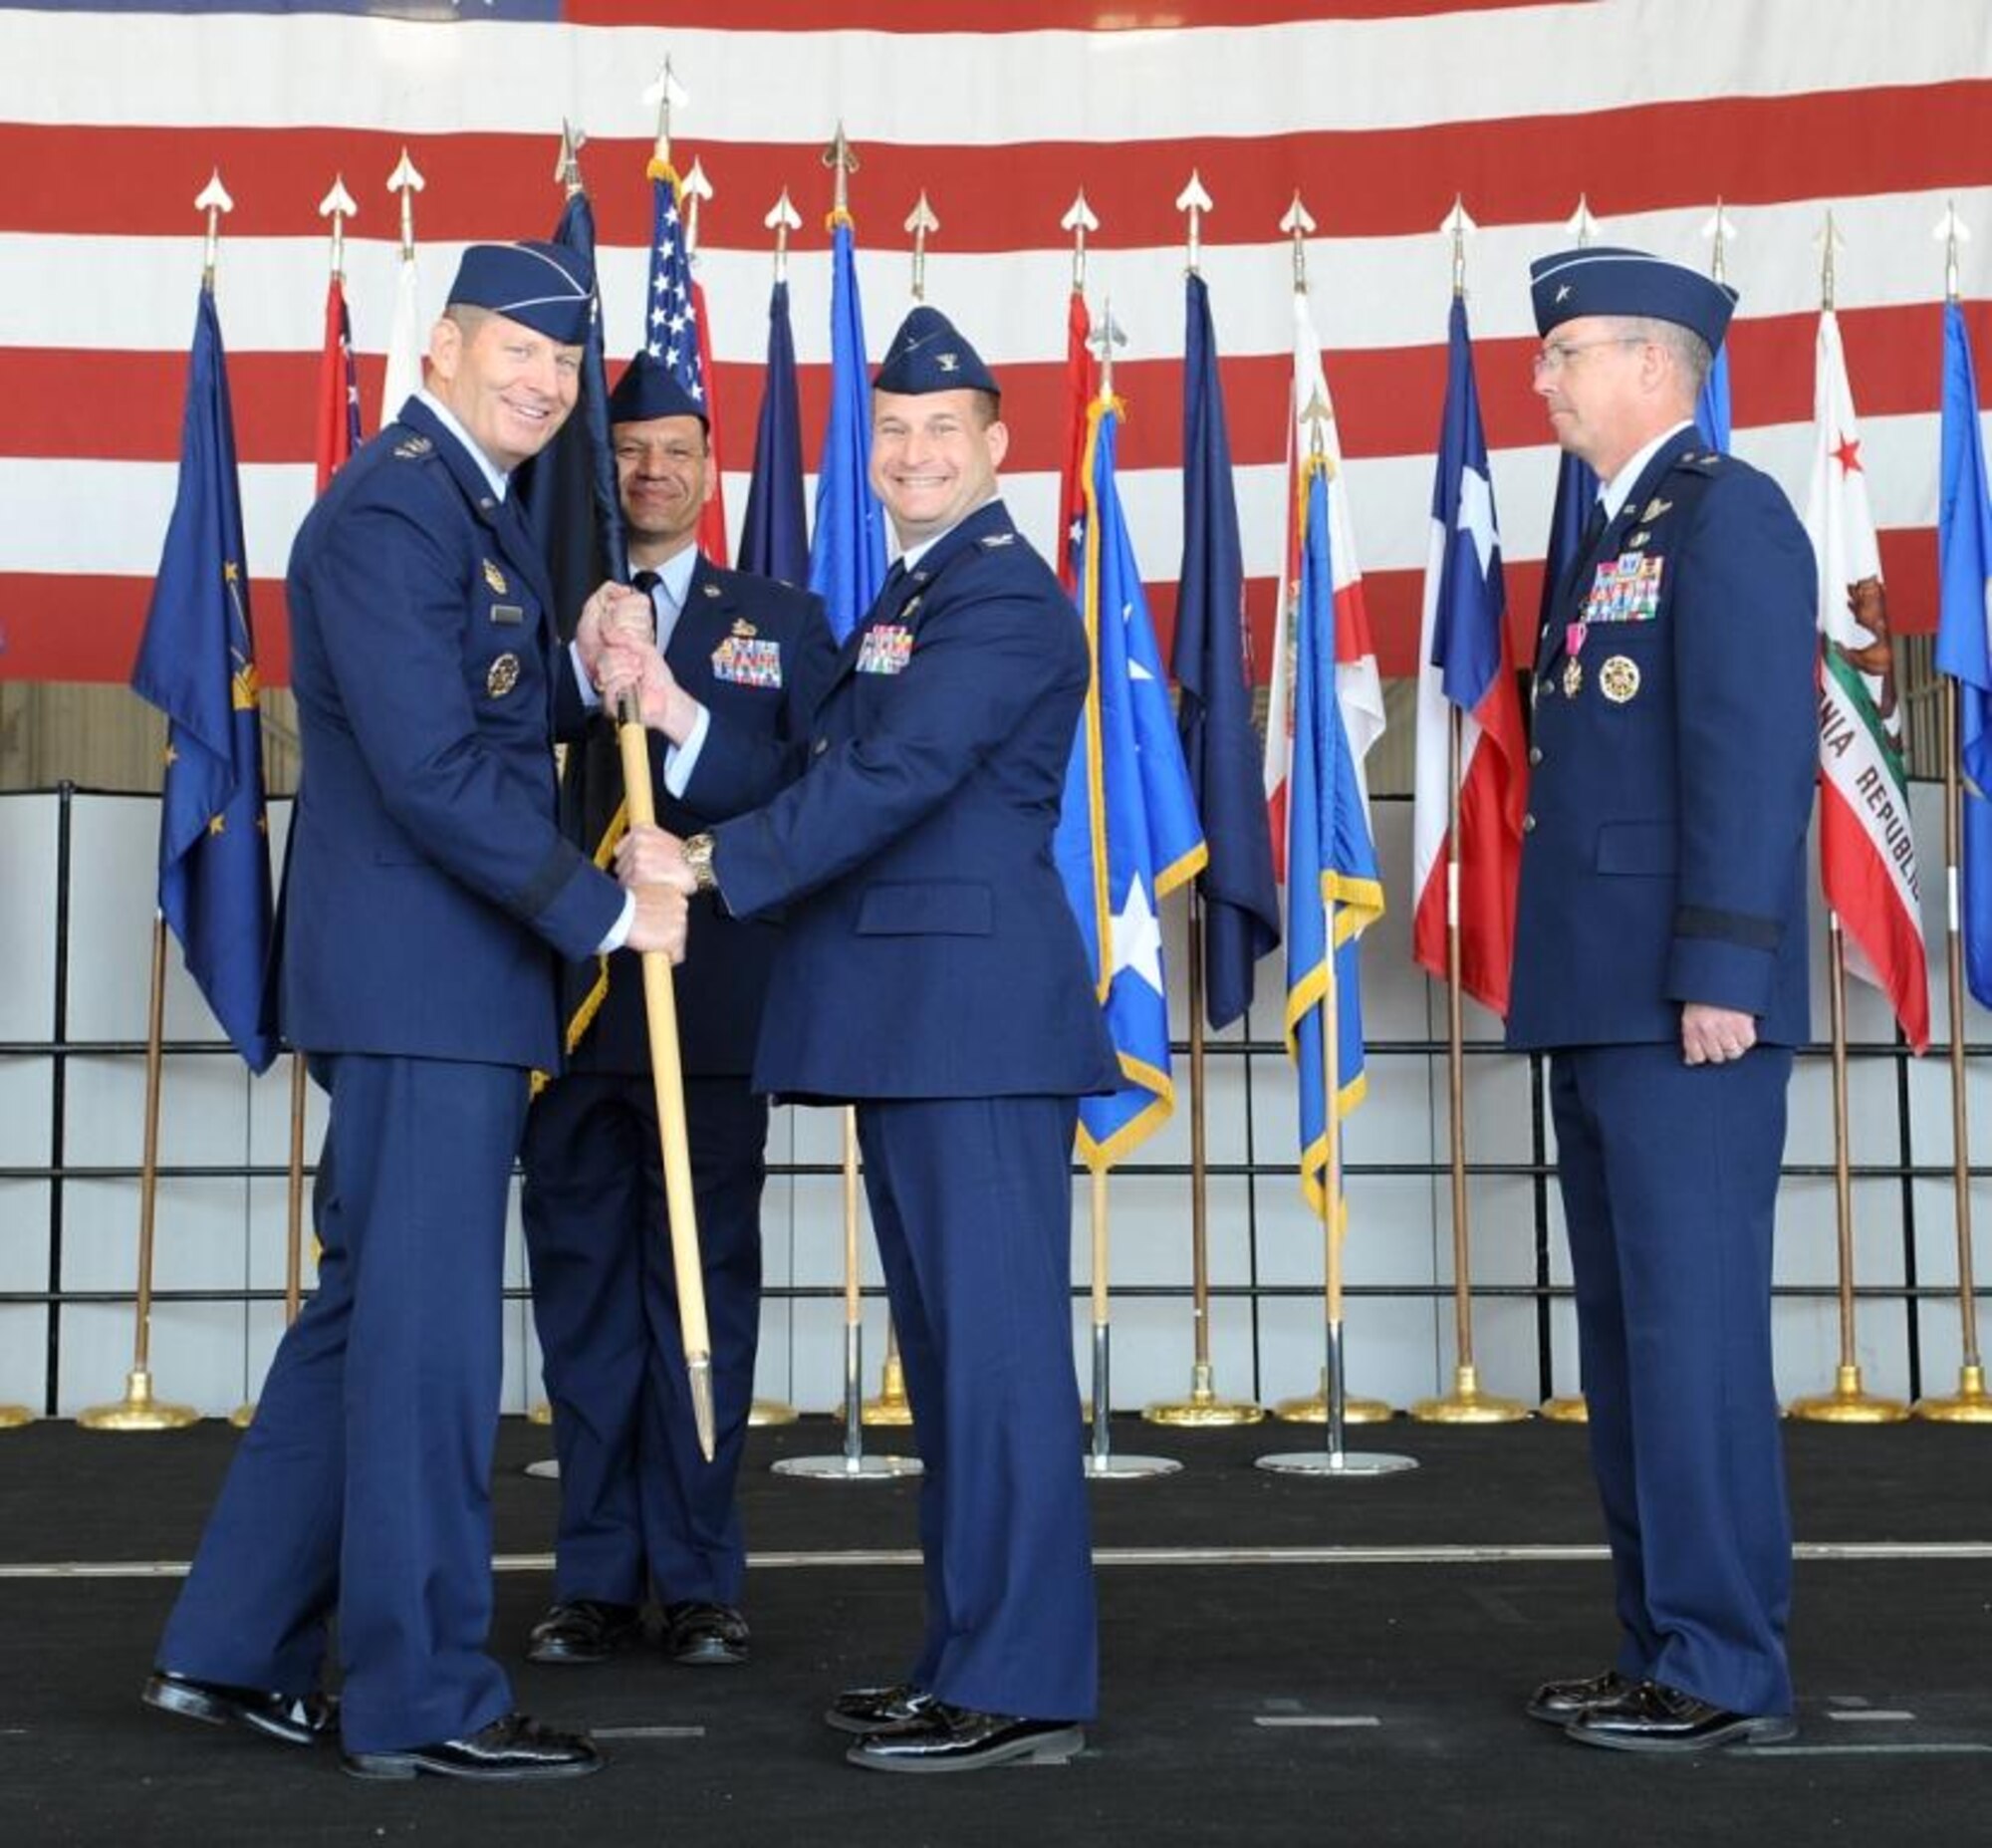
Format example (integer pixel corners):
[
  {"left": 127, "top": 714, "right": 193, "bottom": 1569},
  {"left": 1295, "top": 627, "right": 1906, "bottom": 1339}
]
[
  {"left": 1537, "top": 448, "right": 1599, "bottom": 635},
  {"left": 1055, "top": 396, "right": 1207, "bottom": 1171},
  {"left": 1934, "top": 299, "right": 1992, "bottom": 1007},
  {"left": 808, "top": 217, "right": 886, "bottom": 641},
  {"left": 1285, "top": 458, "right": 1383, "bottom": 1214},
  {"left": 128, "top": 287, "right": 276, "bottom": 1074},
  {"left": 1174, "top": 272, "right": 1280, "bottom": 1031},
  {"left": 1696, "top": 340, "right": 1733, "bottom": 452},
  {"left": 738, "top": 277, "right": 809, "bottom": 588}
]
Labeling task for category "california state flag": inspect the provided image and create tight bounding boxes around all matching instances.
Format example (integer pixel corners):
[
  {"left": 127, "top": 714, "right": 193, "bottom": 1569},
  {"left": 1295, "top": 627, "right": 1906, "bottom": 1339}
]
[
  {"left": 1805, "top": 309, "right": 1930, "bottom": 1050},
  {"left": 1263, "top": 287, "right": 1384, "bottom": 884}
]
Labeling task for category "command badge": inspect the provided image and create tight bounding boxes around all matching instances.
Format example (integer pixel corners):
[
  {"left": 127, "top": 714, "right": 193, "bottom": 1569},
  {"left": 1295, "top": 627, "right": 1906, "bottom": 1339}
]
[
  {"left": 482, "top": 559, "right": 507, "bottom": 595},
  {"left": 1562, "top": 657, "right": 1584, "bottom": 698},
  {"left": 1599, "top": 655, "right": 1640, "bottom": 703},
  {"left": 486, "top": 652, "right": 521, "bottom": 698}
]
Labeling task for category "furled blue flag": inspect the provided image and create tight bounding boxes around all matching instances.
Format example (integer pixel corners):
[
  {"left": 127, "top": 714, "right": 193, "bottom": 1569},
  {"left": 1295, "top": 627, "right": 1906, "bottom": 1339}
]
[
  {"left": 1695, "top": 340, "right": 1732, "bottom": 452},
  {"left": 1173, "top": 272, "right": 1279, "bottom": 1030},
  {"left": 1285, "top": 458, "right": 1383, "bottom": 1215},
  {"left": 809, "top": 218, "right": 887, "bottom": 642},
  {"left": 1537, "top": 449, "right": 1600, "bottom": 636},
  {"left": 738, "top": 278, "right": 809, "bottom": 589},
  {"left": 128, "top": 287, "right": 276, "bottom": 1074},
  {"left": 1934, "top": 299, "right": 1992, "bottom": 1008},
  {"left": 1055, "top": 396, "right": 1208, "bottom": 1171},
  {"left": 517, "top": 185, "right": 621, "bottom": 614}
]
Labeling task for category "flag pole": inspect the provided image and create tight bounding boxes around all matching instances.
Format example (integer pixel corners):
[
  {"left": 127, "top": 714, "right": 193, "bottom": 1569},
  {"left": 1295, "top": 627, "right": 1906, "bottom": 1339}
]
[
  {"left": 1146, "top": 176, "right": 1263, "bottom": 1433},
  {"left": 1919, "top": 202, "right": 1990, "bottom": 1422},
  {"left": 1086, "top": 1168, "right": 1181, "bottom": 1479},
  {"left": 1791, "top": 220, "right": 1906, "bottom": 1424},
  {"left": 81, "top": 173, "right": 244, "bottom": 1436}
]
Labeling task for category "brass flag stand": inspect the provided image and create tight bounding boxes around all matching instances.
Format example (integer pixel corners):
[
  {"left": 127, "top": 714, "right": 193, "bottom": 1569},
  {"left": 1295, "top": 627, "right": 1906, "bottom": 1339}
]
[
  {"left": 774, "top": 1111, "right": 919, "bottom": 1481},
  {"left": 1788, "top": 916, "right": 1908, "bottom": 1422},
  {"left": 82, "top": 176, "right": 248, "bottom": 1437},
  {"left": 1145, "top": 896, "right": 1267, "bottom": 1429},
  {"left": 1412, "top": 706, "right": 1527, "bottom": 1425},
  {"left": 1086, "top": 1171, "right": 1180, "bottom": 1481}
]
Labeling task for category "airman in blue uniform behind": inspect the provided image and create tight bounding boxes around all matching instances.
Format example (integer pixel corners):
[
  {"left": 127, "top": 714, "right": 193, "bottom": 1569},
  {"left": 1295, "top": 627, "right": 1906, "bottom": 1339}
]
[
  {"left": 1508, "top": 247, "right": 1817, "bottom": 1753},
  {"left": 143, "top": 243, "right": 686, "bottom": 1783},
  {"left": 611, "top": 305, "right": 1119, "bottom": 1773},
  {"left": 520, "top": 354, "right": 836, "bottom": 1672}
]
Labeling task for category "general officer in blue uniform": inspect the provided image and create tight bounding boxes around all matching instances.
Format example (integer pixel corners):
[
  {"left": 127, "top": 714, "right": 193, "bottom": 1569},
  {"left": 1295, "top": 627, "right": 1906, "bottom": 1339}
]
[
  {"left": 520, "top": 354, "right": 835, "bottom": 1671},
  {"left": 143, "top": 243, "right": 687, "bottom": 1783},
  {"left": 1508, "top": 247, "right": 1817, "bottom": 1752},
  {"left": 609, "top": 305, "right": 1119, "bottom": 1773}
]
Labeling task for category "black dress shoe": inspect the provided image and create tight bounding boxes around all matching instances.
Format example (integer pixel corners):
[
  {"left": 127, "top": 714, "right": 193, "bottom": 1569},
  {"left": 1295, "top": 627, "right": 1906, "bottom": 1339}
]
[
  {"left": 662, "top": 1601, "right": 749, "bottom": 1667},
  {"left": 1525, "top": 1668, "right": 1634, "bottom": 1725},
  {"left": 846, "top": 1703, "right": 1085, "bottom": 1773},
  {"left": 342, "top": 1712, "right": 603, "bottom": 1782},
  {"left": 824, "top": 1683, "right": 937, "bottom": 1735},
  {"left": 525, "top": 1599, "right": 641, "bottom": 1666},
  {"left": 1566, "top": 1679, "right": 1796, "bottom": 1753},
  {"left": 141, "top": 1669, "right": 337, "bottom": 1747}
]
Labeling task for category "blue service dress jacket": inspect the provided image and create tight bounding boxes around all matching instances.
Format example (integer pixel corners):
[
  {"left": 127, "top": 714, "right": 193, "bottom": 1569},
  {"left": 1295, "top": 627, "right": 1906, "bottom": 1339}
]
[
  {"left": 710, "top": 497, "right": 1120, "bottom": 1102},
  {"left": 279, "top": 395, "right": 624, "bottom": 1065},
  {"left": 1507, "top": 427, "right": 1818, "bottom": 1049},
  {"left": 565, "top": 557, "right": 836, "bottom": 1077}
]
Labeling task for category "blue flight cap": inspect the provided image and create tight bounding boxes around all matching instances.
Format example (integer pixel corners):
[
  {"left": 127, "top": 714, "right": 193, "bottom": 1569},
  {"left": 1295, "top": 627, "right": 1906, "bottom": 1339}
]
[
  {"left": 607, "top": 351, "right": 708, "bottom": 428},
  {"left": 446, "top": 240, "right": 595, "bottom": 344},
  {"left": 1530, "top": 245, "right": 1737, "bottom": 351},
  {"left": 873, "top": 305, "right": 1000, "bottom": 397}
]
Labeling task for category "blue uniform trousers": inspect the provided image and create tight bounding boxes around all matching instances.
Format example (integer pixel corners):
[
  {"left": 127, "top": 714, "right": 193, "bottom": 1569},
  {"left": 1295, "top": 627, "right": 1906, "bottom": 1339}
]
[
  {"left": 158, "top": 1054, "right": 528, "bottom": 1752},
  {"left": 856, "top": 1096, "right": 1097, "bottom": 1722},
  {"left": 521, "top": 1071, "right": 766, "bottom": 1607},
  {"left": 1550, "top": 1043, "right": 1795, "bottom": 1717}
]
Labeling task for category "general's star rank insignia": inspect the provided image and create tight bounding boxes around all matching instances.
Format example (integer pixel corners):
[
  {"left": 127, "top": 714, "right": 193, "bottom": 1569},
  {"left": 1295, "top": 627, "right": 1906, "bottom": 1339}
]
[
  {"left": 486, "top": 653, "right": 521, "bottom": 698},
  {"left": 482, "top": 559, "right": 507, "bottom": 595}
]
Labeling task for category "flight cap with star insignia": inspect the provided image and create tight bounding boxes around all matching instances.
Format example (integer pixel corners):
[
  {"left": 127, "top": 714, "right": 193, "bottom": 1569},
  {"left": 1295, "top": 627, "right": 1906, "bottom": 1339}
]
[
  {"left": 608, "top": 350, "right": 709, "bottom": 429},
  {"left": 446, "top": 240, "right": 595, "bottom": 345},
  {"left": 873, "top": 305, "right": 999, "bottom": 398},
  {"left": 1529, "top": 245, "right": 1737, "bottom": 350}
]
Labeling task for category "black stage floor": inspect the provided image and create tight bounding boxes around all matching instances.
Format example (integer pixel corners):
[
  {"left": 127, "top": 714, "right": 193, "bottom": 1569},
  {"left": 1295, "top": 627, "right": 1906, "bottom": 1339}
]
[{"left": 2, "top": 1417, "right": 1987, "bottom": 1846}]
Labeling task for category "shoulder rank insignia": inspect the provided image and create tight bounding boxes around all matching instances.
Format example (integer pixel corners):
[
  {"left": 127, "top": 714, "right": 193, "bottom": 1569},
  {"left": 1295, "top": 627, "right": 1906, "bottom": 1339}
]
[
  {"left": 1638, "top": 496, "right": 1672, "bottom": 523},
  {"left": 392, "top": 434, "right": 432, "bottom": 459},
  {"left": 482, "top": 559, "right": 507, "bottom": 596},
  {"left": 731, "top": 618, "right": 759, "bottom": 639},
  {"left": 702, "top": 582, "right": 722, "bottom": 599},
  {"left": 486, "top": 653, "right": 521, "bottom": 698},
  {"left": 979, "top": 532, "right": 1017, "bottom": 549}
]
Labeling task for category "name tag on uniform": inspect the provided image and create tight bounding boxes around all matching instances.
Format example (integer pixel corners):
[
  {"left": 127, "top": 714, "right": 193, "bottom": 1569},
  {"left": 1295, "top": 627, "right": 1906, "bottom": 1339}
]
[
  {"left": 711, "top": 635, "right": 783, "bottom": 687},
  {"left": 488, "top": 603, "right": 525, "bottom": 626},
  {"left": 1583, "top": 552, "right": 1663, "bottom": 624},
  {"left": 858, "top": 624, "right": 914, "bottom": 674}
]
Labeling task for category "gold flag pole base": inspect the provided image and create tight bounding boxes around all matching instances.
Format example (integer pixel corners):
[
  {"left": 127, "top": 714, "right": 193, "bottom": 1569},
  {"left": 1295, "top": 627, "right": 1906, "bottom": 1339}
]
[
  {"left": 1787, "top": 1363, "right": 1909, "bottom": 1424},
  {"left": 1274, "top": 1369, "right": 1395, "bottom": 1426},
  {"left": 1912, "top": 1363, "right": 1992, "bottom": 1424},
  {"left": 1409, "top": 1364, "right": 1531, "bottom": 1425},
  {"left": 1539, "top": 1395, "right": 1590, "bottom": 1424},
  {"left": 526, "top": 1402, "right": 554, "bottom": 1427},
  {"left": 1143, "top": 1361, "right": 1267, "bottom": 1428},
  {"left": 0, "top": 1405, "right": 33, "bottom": 1431},
  {"left": 860, "top": 1350, "right": 914, "bottom": 1427},
  {"left": 749, "top": 1398, "right": 801, "bottom": 1428},
  {"left": 227, "top": 1402, "right": 256, "bottom": 1431},
  {"left": 78, "top": 1369, "right": 200, "bottom": 1433}
]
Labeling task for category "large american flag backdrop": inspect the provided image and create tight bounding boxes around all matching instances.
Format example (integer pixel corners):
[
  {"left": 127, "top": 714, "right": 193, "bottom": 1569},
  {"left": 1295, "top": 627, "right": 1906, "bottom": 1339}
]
[{"left": 3, "top": 0, "right": 1989, "bottom": 687}]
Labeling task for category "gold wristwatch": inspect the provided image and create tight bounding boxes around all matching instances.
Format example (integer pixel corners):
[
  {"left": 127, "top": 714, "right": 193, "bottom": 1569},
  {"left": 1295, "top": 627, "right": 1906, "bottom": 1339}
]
[{"left": 681, "top": 831, "right": 719, "bottom": 895}]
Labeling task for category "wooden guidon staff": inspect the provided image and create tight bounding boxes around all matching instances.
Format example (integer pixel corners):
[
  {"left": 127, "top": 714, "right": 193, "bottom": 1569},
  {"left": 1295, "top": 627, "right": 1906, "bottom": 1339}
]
[{"left": 615, "top": 690, "right": 716, "bottom": 1461}]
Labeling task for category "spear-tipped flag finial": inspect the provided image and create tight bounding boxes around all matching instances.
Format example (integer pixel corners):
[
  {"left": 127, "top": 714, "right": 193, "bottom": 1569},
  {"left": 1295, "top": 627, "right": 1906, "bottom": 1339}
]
[
  {"left": 823, "top": 122, "right": 859, "bottom": 228},
  {"left": 765, "top": 186, "right": 802, "bottom": 283},
  {"left": 1934, "top": 199, "right": 1971, "bottom": 303},
  {"left": 643, "top": 56, "right": 689, "bottom": 167},
  {"left": 1281, "top": 190, "right": 1317, "bottom": 291},
  {"left": 682, "top": 155, "right": 713, "bottom": 258},
  {"left": 1089, "top": 299, "right": 1127, "bottom": 396},
  {"left": 1439, "top": 195, "right": 1476, "bottom": 296},
  {"left": 195, "top": 169, "right": 233, "bottom": 287},
  {"left": 556, "top": 121, "right": 587, "bottom": 197},
  {"left": 1700, "top": 197, "right": 1738, "bottom": 284},
  {"left": 1300, "top": 386, "right": 1333, "bottom": 460},
  {"left": 386, "top": 146, "right": 424, "bottom": 259},
  {"left": 904, "top": 189, "right": 939, "bottom": 301},
  {"left": 1818, "top": 207, "right": 1847, "bottom": 309},
  {"left": 1175, "top": 169, "right": 1213, "bottom": 274},
  {"left": 318, "top": 173, "right": 358, "bottom": 277},
  {"left": 1564, "top": 192, "right": 1601, "bottom": 247},
  {"left": 1061, "top": 188, "right": 1099, "bottom": 292}
]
